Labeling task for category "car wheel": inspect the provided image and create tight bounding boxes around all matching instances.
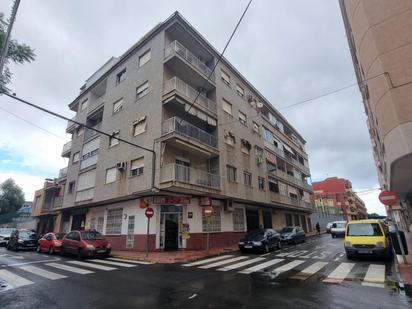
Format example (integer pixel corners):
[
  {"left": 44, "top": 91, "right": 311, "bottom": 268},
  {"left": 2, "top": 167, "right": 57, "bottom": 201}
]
[
  {"left": 6, "top": 243, "right": 10, "bottom": 251},
  {"left": 332, "top": 234, "right": 335, "bottom": 238},
  {"left": 60, "top": 246, "right": 65, "bottom": 257},
  {"left": 346, "top": 253, "right": 354, "bottom": 260},
  {"left": 48, "top": 246, "right": 54, "bottom": 255},
  {"left": 277, "top": 242, "right": 282, "bottom": 250},
  {"left": 264, "top": 244, "right": 269, "bottom": 253},
  {"left": 77, "top": 249, "right": 84, "bottom": 260},
  {"left": 36, "top": 245, "right": 41, "bottom": 253}
]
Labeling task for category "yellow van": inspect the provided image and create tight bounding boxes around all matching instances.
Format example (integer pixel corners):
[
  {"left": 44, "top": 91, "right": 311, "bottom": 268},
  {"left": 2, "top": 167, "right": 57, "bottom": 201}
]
[{"left": 344, "top": 219, "right": 391, "bottom": 260}]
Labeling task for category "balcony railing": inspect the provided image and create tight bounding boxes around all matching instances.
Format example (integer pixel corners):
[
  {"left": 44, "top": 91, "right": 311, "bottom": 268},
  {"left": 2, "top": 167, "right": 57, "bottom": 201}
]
[
  {"left": 264, "top": 140, "right": 310, "bottom": 174},
  {"left": 61, "top": 141, "right": 72, "bottom": 156},
  {"left": 80, "top": 154, "right": 98, "bottom": 170},
  {"left": 53, "top": 196, "right": 63, "bottom": 209},
  {"left": 160, "top": 164, "right": 220, "bottom": 189},
  {"left": 58, "top": 167, "right": 68, "bottom": 179},
  {"left": 268, "top": 168, "right": 312, "bottom": 191},
  {"left": 165, "top": 40, "right": 215, "bottom": 82},
  {"left": 84, "top": 123, "right": 101, "bottom": 140},
  {"left": 66, "top": 116, "right": 77, "bottom": 131},
  {"left": 162, "top": 117, "right": 218, "bottom": 149},
  {"left": 164, "top": 77, "right": 217, "bottom": 114}
]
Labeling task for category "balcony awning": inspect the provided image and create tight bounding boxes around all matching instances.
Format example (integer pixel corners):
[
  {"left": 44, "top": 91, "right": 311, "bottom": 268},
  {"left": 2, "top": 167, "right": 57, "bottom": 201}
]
[
  {"left": 265, "top": 150, "right": 277, "bottom": 164},
  {"left": 283, "top": 144, "right": 293, "bottom": 154},
  {"left": 185, "top": 103, "right": 217, "bottom": 126}
]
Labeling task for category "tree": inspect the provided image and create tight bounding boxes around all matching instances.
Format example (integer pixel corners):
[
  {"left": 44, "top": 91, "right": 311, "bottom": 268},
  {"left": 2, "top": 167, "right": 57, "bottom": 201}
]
[
  {"left": 0, "top": 178, "right": 25, "bottom": 215},
  {"left": 0, "top": 12, "right": 36, "bottom": 93}
]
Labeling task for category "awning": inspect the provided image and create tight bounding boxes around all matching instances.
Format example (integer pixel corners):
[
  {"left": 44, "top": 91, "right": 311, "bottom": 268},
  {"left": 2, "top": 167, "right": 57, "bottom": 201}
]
[
  {"left": 283, "top": 144, "right": 293, "bottom": 154},
  {"left": 265, "top": 150, "right": 277, "bottom": 164}
]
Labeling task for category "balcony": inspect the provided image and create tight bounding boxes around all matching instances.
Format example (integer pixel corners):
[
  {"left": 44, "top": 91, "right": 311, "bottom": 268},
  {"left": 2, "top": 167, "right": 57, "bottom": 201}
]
[
  {"left": 84, "top": 123, "right": 101, "bottom": 141},
  {"left": 53, "top": 196, "right": 63, "bottom": 209},
  {"left": 163, "top": 77, "right": 217, "bottom": 116},
  {"left": 164, "top": 40, "right": 215, "bottom": 90},
  {"left": 160, "top": 164, "right": 220, "bottom": 190},
  {"left": 66, "top": 116, "right": 78, "bottom": 133},
  {"left": 161, "top": 117, "right": 218, "bottom": 156},
  {"left": 80, "top": 154, "right": 98, "bottom": 170},
  {"left": 268, "top": 169, "right": 312, "bottom": 192},
  {"left": 268, "top": 192, "right": 314, "bottom": 210},
  {"left": 58, "top": 167, "right": 68, "bottom": 179},
  {"left": 61, "top": 141, "right": 72, "bottom": 157}
]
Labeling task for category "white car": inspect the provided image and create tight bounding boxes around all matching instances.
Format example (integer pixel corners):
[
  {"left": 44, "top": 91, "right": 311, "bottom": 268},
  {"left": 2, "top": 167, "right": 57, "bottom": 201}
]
[
  {"left": 0, "top": 228, "right": 15, "bottom": 247},
  {"left": 330, "top": 221, "right": 347, "bottom": 238}
]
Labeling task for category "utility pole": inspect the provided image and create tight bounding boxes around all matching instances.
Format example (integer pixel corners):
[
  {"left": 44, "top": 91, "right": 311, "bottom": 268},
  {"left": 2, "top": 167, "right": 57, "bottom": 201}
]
[{"left": 0, "top": 0, "right": 21, "bottom": 79}]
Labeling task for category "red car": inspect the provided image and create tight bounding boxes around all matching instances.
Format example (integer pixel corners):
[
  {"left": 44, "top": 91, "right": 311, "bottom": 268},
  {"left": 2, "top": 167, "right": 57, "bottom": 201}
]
[
  {"left": 61, "top": 230, "right": 111, "bottom": 259},
  {"left": 37, "top": 233, "right": 65, "bottom": 254}
]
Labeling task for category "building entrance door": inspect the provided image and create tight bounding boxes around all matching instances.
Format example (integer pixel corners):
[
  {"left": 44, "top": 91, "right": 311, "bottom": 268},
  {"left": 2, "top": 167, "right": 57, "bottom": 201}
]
[
  {"left": 71, "top": 214, "right": 86, "bottom": 231},
  {"left": 263, "top": 211, "right": 273, "bottom": 228},
  {"left": 164, "top": 213, "right": 179, "bottom": 250},
  {"left": 246, "top": 209, "right": 260, "bottom": 231}
]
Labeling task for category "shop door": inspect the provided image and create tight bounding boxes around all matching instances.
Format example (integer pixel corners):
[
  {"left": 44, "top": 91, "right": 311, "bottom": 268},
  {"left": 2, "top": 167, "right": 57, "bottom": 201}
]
[
  {"left": 164, "top": 213, "right": 179, "bottom": 250},
  {"left": 263, "top": 211, "right": 272, "bottom": 229},
  {"left": 246, "top": 209, "right": 260, "bottom": 231},
  {"left": 71, "top": 214, "right": 86, "bottom": 231}
]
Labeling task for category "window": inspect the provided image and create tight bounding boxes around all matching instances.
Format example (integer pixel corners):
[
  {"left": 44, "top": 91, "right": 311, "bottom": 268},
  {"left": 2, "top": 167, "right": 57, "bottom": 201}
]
[
  {"left": 82, "top": 137, "right": 100, "bottom": 160},
  {"left": 224, "top": 130, "right": 235, "bottom": 146},
  {"left": 202, "top": 206, "right": 221, "bottom": 232},
  {"left": 244, "top": 172, "right": 252, "bottom": 187},
  {"left": 72, "top": 152, "right": 80, "bottom": 163},
  {"left": 258, "top": 177, "right": 265, "bottom": 191},
  {"left": 131, "top": 157, "right": 144, "bottom": 176},
  {"left": 77, "top": 127, "right": 84, "bottom": 137},
  {"left": 269, "top": 179, "right": 279, "bottom": 193},
  {"left": 105, "top": 208, "right": 123, "bottom": 234},
  {"left": 252, "top": 121, "right": 260, "bottom": 134},
  {"left": 133, "top": 116, "right": 147, "bottom": 136},
  {"left": 68, "top": 181, "right": 75, "bottom": 194},
  {"left": 136, "top": 81, "right": 149, "bottom": 99},
  {"left": 138, "top": 49, "right": 151, "bottom": 67},
  {"left": 80, "top": 99, "right": 88, "bottom": 111},
  {"left": 90, "top": 218, "right": 96, "bottom": 230},
  {"left": 263, "top": 127, "right": 273, "bottom": 143},
  {"left": 109, "top": 131, "right": 119, "bottom": 147},
  {"left": 75, "top": 169, "right": 96, "bottom": 202},
  {"left": 96, "top": 217, "right": 104, "bottom": 234},
  {"left": 221, "top": 69, "right": 230, "bottom": 85},
  {"left": 116, "top": 69, "right": 126, "bottom": 85},
  {"left": 255, "top": 146, "right": 263, "bottom": 164},
  {"left": 105, "top": 167, "right": 117, "bottom": 184},
  {"left": 238, "top": 111, "right": 247, "bottom": 125},
  {"left": 222, "top": 99, "right": 232, "bottom": 115},
  {"left": 241, "top": 139, "right": 251, "bottom": 154},
  {"left": 227, "top": 165, "right": 237, "bottom": 182},
  {"left": 113, "top": 98, "right": 123, "bottom": 114},
  {"left": 233, "top": 208, "right": 245, "bottom": 231},
  {"left": 236, "top": 84, "right": 244, "bottom": 97}
]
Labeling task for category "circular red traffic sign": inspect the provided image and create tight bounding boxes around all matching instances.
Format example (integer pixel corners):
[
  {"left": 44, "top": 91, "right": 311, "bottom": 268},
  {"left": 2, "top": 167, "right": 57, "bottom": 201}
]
[
  {"left": 203, "top": 206, "right": 213, "bottom": 217},
  {"left": 145, "top": 207, "right": 154, "bottom": 218},
  {"left": 378, "top": 190, "right": 398, "bottom": 206}
]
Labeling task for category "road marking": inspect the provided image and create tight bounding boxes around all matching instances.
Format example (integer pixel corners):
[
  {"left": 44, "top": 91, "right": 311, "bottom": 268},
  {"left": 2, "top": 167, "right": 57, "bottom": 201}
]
[
  {"left": 361, "top": 264, "right": 385, "bottom": 288},
  {"left": 4, "top": 258, "right": 60, "bottom": 267},
  {"left": 272, "top": 260, "right": 305, "bottom": 274},
  {"left": 68, "top": 261, "right": 116, "bottom": 271},
  {"left": 46, "top": 262, "right": 94, "bottom": 275},
  {"left": 276, "top": 250, "right": 299, "bottom": 257},
  {"left": 188, "top": 293, "right": 197, "bottom": 300},
  {"left": 238, "top": 259, "right": 284, "bottom": 274},
  {"left": 286, "top": 250, "right": 308, "bottom": 258},
  {"left": 20, "top": 265, "right": 67, "bottom": 280},
  {"left": 290, "top": 261, "right": 328, "bottom": 280},
  {"left": 217, "top": 257, "right": 265, "bottom": 272},
  {"left": 0, "top": 254, "right": 24, "bottom": 259},
  {"left": 88, "top": 259, "right": 137, "bottom": 267},
  {"left": 0, "top": 269, "right": 33, "bottom": 288},
  {"left": 199, "top": 256, "right": 248, "bottom": 269},
  {"left": 333, "top": 253, "right": 345, "bottom": 262},
  {"left": 182, "top": 255, "right": 234, "bottom": 267},
  {"left": 259, "top": 252, "right": 272, "bottom": 257},
  {"left": 107, "top": 258, "right": 152, "bottom": 265},
  {"left": 323, "top": 262, "right": 355, "bottom": 284}
]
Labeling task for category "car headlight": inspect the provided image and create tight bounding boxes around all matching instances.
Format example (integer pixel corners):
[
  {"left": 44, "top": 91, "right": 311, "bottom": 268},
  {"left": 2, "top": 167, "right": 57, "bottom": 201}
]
[
  {"left": 252, "top": 241, "right": 262, "bottom": 246},
  {"left": 376, "top": 241, "right": 384, "bottom": 248},
  {"left": 18, "top": 239, "right": 24, "bottom": 243},
  {"left": 344, "top": 241, "right": 351, "bottom": 247},
  {"left": 86, "top": 244, "right": 95, "bottom": 250},
  {"left": 238, "top": 241, "right": 245, "bottom": 245}
]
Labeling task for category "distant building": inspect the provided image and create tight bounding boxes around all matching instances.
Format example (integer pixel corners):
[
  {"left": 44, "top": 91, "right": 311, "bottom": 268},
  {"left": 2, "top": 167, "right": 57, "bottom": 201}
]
[
  {"left": 13, "top": 201, "right": 37, "bottom": 230},
  {"left": 312, "top": 177, "right": 367, "bottom": 221},
  {"left": 340, "top": 0, "right": 412, "bottom": 230}
]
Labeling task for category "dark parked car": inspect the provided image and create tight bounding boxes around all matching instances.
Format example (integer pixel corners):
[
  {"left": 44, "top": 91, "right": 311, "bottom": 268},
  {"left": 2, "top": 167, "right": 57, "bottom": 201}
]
[
  {"left": 7, "top": 229, "right": 38, "bottom": 251},
  {"left": 61, "top": 230, "right": 111, "bottom": 259},
  {"left": 280, "top": 226, "right": 306, "bottom": 244},
  {"left": 0, "top": 228, "right": 15, "bottom": 247},
  {"left": 238, "top": 229, "right": 281, "bottom": 253}
]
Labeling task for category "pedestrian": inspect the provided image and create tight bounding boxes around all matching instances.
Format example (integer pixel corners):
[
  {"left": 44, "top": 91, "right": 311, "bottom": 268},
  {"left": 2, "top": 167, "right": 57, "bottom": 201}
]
[{"left": 315, "top": 222, "right": 320, "bottom": 236}]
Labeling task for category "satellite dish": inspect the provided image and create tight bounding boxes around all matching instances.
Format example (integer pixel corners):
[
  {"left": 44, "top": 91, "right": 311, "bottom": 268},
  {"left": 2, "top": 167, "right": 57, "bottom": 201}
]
[{"left": 257, "top": 101, "right": 263, "bottom": 108}]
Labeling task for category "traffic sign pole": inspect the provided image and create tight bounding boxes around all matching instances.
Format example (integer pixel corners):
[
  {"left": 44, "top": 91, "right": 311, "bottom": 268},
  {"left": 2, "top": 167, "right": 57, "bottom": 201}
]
[{"left": 144, "top": 207, "right": 154, "bottom": 258}]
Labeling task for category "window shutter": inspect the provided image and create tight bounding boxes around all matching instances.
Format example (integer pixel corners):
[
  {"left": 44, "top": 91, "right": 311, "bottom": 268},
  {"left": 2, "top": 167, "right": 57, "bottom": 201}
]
[{"left": 82, "top": 137, "right": 100, "bottom": 155}]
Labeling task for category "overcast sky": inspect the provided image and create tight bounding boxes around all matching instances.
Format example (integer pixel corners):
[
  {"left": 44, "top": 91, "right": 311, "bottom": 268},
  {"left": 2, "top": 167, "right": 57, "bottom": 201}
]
[{"left": 0, "top": 0, "right": 385, "bottom": 215}]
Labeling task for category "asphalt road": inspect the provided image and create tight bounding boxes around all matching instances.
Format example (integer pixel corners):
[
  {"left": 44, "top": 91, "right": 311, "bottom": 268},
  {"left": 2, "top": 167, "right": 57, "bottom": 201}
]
[{"left": 0, "top": 234, "right": 411, "bottom": 309}]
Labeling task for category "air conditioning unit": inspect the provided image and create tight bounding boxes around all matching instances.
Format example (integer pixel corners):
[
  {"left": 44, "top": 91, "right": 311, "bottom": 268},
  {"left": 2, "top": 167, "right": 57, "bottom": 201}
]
[
  {"left": 116, "top": 162, "right": 127, "bottom": 171},
  {"left": 224, "top": 200, "right": 234, "bottom": 212}
]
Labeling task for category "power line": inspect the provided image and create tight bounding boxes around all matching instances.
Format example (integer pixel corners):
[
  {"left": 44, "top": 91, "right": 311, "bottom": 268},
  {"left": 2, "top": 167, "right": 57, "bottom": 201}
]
[{"left": 181, "top": 0, "right": 253, "bottom": 123}]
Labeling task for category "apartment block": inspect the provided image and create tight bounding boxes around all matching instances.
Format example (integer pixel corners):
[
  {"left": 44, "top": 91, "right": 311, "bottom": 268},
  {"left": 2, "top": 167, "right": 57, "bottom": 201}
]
[
  {"left": 340, "top": 0, "right": 412, "bottom": 230},
  {"left": 48, "top": 12, "right": 314, "bottom": 251},
  {"left": 313, "top": 177, "right": 367, "bottom": 221}
]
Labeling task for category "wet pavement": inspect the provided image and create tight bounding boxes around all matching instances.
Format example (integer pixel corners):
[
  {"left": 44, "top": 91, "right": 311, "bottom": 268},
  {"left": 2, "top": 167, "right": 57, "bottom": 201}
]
[{"left": 0, "top": 235, "right": 411, "bottom": 309}]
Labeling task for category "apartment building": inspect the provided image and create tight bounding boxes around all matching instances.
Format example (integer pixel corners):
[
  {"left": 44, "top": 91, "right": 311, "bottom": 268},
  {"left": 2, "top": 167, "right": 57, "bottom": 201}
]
[
  {"left": 313, "top": 177, "right": 367, "bottom": 221},
  {"left": 52, "top": 12, "right": 314, "bottom": 251},
  {"left": 339, "top": 0, "right": 412, "bottom": 230}
]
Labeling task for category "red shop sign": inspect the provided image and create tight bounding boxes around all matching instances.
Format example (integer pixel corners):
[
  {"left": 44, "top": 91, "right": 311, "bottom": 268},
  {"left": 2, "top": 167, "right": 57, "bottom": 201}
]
[{"left": 153, "top": 196, "right": 191, "bottom": 205}]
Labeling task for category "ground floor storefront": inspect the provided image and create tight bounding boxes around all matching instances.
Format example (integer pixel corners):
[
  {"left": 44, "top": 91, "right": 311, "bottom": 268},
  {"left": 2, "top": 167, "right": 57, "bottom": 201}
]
[{"left": 52, "top": 196, "right": 312, "bottom": 252}]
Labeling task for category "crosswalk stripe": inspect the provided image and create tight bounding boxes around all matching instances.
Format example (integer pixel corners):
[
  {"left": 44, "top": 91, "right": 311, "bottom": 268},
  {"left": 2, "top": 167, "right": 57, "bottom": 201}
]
[
  {"left": 272, "top": 260, "right": 305, "bottom": 274},
  {"left": 276, "top": 250, "right": 299, "bottom": 257},
  {"left": 217, "top": 257, "right": 265, "bottom": 272},
  {"left": 0, "top": 269, "right": 34, "bottom": 288},
  {"left": 107, "top": 258, "right": 152, "bottom": 265},
  {"left": 290, "top": 261, "right": 328, "bottom": 280},
  {"left": 88, "top": 259, "right": 137, "bottom": 267},
  {"left": 182, "top": 255, "right": 234, "bottom": 267},
  {"left": 323, "top": 262, "right": 355, "bottom": 284},
  {"left": 238, "top": 258, "right": 284, "bottom": 274},
  {"left": 361, "top": 264, "right": 385, "bottom": 288},
  {"left": 68, "top": 261, "right": 116, "bottom": 271},
  {"left": 46, "top": 262, "right": 94, "bottom": 275},
  {"left": 199, "top": 256, "right": 249, "bottom": 269},
  {"left": 19, "top": 265, "right": 67, "bottom": 280}
]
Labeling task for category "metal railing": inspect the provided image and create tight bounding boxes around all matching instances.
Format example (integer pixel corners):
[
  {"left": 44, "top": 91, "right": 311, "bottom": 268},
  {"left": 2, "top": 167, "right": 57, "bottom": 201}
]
[
  {"left": 268, "top": 168, "right": 312, "bottom": 191},
  {"left": 66, "top": 116, "right": 77, "bottom": 131},
  {"left": 84, "top": 123, "right": 101, "bottom": 140},
  {"left": 80, "top": 154, "right": 98, "bottom": 170},
  {"left": 160, "top": 163, "right": 220, "bottom": 189},
  {"left": 61, "top": 141, "right": 72, "bottom": 155},
  {"left": 164, "top": 77, "right": 217, "bottom": 113},
  {"left": 53, "top": 196, "right": 63, "bottom": 209},
  {"left": 58, "top": 167, "right": 68, "bottom": 179},
  {"left": 165, "top": 40, "right": 215, "bottom": 82},
  {"left": 162, "top": 117, "right": 218, "bottom": 148},
  {"left": 264, "top": 140, "right": 310, "bottom": 174}
]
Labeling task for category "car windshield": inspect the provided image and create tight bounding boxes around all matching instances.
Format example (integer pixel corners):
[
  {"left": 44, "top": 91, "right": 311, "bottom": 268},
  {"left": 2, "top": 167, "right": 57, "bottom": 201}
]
[
  {"left": 282, "top": 227, "right": 294, "bottom": 233},
  {"left": 335, "top": 223, "right": 346, "bottom": 228},
  {"left": 55, "top": 233, "right": 65, "bottom": 240},
  {"left": 81, "top": 231, "right": 104, "bottom": 240},
  {"left": 0, "top": 228, "right": 14, "bottom": 235},
  {"left": 347, "top": 223, "right": 383, "bottom": 236},
  {"left": 19, "top": 231, "right": 37, "bottom": 239}
]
